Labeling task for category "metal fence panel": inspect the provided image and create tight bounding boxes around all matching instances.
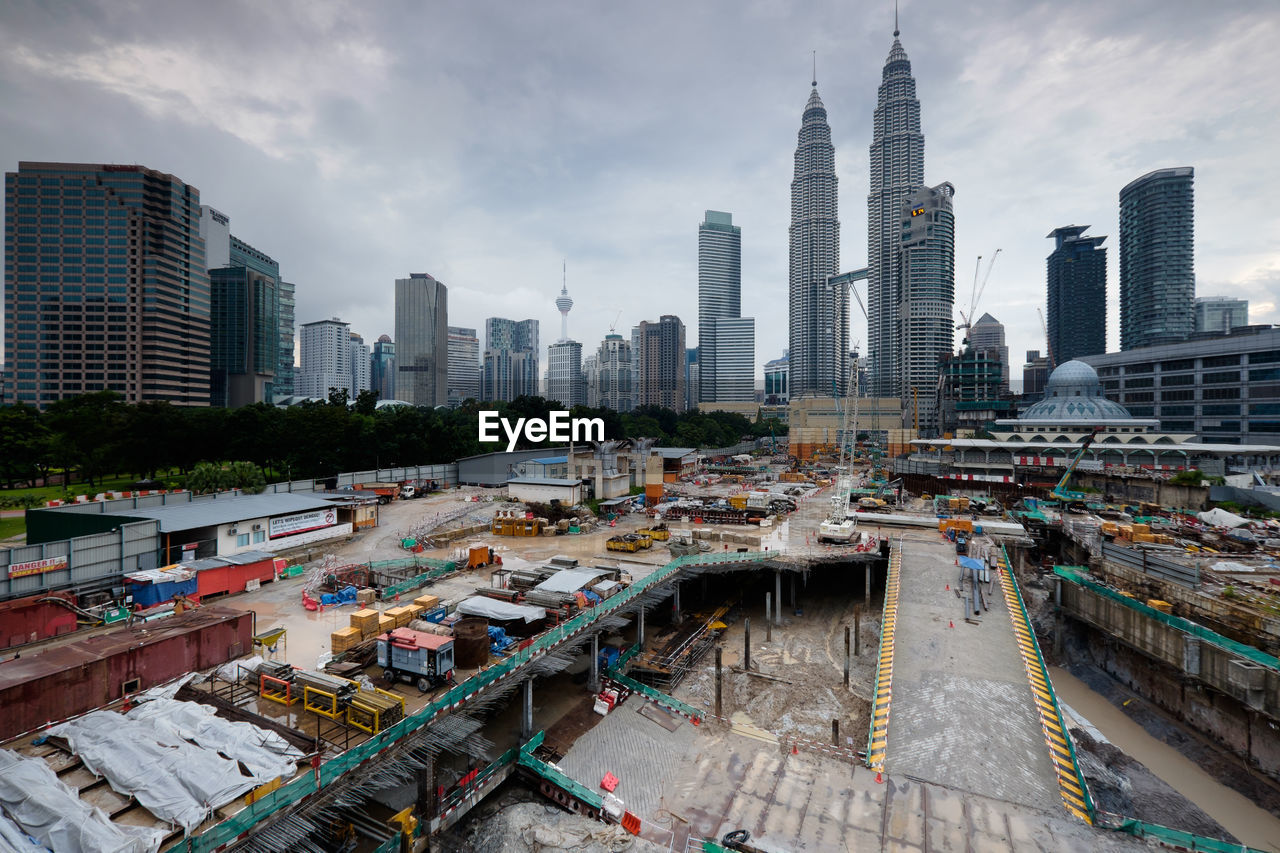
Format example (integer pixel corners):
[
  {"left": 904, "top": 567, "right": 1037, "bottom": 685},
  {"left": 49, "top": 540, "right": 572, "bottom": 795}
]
[{"left": 1101, "top": 543, "right": 1199, "bottom": 588}]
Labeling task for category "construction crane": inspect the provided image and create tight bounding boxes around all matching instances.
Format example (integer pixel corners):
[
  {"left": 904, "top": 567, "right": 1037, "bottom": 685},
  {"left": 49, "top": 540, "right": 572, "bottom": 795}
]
[
  {"left": 1049, "top": 426, "right": 1104, "bottom": 505},
  {"left": 955, "top": 249, "right": 1001, "bottom": 346},
  {"left": 819, "top": 371, "right": 861, "bottom": 543},
  {"left": 1037, "top": 307, "right": 1056, "bottom": 369}
]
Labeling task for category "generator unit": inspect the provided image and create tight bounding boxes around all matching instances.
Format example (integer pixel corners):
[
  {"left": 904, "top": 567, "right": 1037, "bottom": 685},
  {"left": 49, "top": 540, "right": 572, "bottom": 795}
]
[{"left": 378, "top": 627, "right": 456, "bottom": 692}]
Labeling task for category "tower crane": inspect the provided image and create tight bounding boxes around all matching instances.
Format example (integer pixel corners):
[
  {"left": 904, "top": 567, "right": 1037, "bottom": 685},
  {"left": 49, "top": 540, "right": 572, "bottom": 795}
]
[
  {"left": 955, "top": 249, "right": 1001, "bottom": 346},
  {"left": 819, "top": 370, "right": 861, "bottom": 544}
]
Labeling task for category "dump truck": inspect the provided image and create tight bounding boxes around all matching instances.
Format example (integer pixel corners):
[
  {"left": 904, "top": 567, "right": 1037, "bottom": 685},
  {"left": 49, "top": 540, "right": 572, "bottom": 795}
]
[
  {"left": 378, "top": 627, "right": 455, "bottom": 692},
  {"left": 356, "top": 482, "right": 402, "bottom": 504},
  {"left": 637, "top": 523, "right": 670, "bottom": 541},
  {"left": 606, "top": 534, "right": 651, "bottom": 552}
]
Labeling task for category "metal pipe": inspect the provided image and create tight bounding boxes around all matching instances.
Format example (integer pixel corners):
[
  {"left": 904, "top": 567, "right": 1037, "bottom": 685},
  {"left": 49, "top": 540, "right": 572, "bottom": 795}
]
[
  {"left": 589, "top": 633, "right": 599, "bottom": 693},
  {"left": 775, "top": 571, "right": 782, "bottom": 626},
  {"left": 715, "top": 646, "right": 723, "bottom": 718},
  {"left": 854, "top": 606, "right": 861, "bottom": 657},
  {"left": 744, "top": 617, "right": 751, "bottom": 671},
  {"left": 832, "top": 718, "right": 840, "bottom": 746},
  {"left": 843, "top": 625, "right": 850, "bottom": 687}
]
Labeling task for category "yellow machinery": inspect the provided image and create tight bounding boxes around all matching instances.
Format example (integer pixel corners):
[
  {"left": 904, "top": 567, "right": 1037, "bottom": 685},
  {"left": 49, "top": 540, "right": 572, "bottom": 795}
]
[
  {"left": 637, "top": 524, "right": 669, "bottom": 541},
  {"left": 491, "top": 511, "right": 543, "bottom": 537}
]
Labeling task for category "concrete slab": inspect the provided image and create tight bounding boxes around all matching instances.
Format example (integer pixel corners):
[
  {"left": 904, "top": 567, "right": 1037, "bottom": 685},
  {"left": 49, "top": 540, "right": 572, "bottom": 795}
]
[{"left": 885, "top": 535, "right": 1061, "bottom": 812}]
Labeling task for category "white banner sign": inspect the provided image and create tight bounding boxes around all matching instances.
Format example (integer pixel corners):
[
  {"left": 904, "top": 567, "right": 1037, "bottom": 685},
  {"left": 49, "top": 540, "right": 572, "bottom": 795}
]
[{"left": 269, "top": 508, "right": 337, "bottom": 539}]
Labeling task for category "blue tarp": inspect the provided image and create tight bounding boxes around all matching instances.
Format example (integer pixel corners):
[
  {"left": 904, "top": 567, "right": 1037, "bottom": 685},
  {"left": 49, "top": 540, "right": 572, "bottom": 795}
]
[
  {"left": 958, "top": 557, "right": 985, "bottom": 572},
  {"left": 130, "top": 577, "right": 198, "bottom": 608}
]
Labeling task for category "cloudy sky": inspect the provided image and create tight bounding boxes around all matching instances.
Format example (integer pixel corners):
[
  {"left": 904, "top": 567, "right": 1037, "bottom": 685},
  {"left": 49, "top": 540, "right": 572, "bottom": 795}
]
[{"left": 3, "top": 0, "right": 1278, "bottom": 384}]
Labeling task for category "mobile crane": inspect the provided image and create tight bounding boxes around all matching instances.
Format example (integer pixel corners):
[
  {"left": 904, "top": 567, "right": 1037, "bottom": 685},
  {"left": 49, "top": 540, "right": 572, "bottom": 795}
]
[
  {"left": 1049, "top": 426, "right": 1104, "bottom": 507},
  {"left": 819, "top": 374, "right": 860, "bottom": 543}
]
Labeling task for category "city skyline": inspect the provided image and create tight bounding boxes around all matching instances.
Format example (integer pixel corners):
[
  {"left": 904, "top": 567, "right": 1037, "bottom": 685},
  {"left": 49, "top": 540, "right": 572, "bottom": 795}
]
[{"left": 1, "top": 2, "right": 1279, "bottom": 381}]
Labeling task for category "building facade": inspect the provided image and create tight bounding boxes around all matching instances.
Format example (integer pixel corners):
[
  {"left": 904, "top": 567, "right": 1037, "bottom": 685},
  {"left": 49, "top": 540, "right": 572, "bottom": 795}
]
[
  {"left": 764, "top": 351, "right": 789, "bottom": 405},
  {"left": 296, "top": 318, "right": 351, "bottom": 399},
  {"left": 394, "top": 273, "right": 449, "bottom": 407},
  {"left": 867, "top": 28, "right": 925, "bottom": 398},
  {"left": 1083, "top": 325, "right": 1280, "bottom": 446},
  {"left": 371, "top": 334, "right": 395, "bottom": 402},
  {"left": 349, "top": 332, "right": 371, "bottom": 395},
  {"left": 897, "top": 182, "right": 955, "bottom": 434},
  {"left": 276, "top": 279, "right": 296, "bottom": 399},
  {"left": 698, "top": 210, "right": 754, "bottom": 402},
  {"left": 1195, "top": 297, "right": 1248, "bottom": 334},
  {"left": 208, "top": 265, "right": 277, "bottom": 408},
  {"left": 1046, "top": 225, "right": 1106, "bottom": 364},
  {"left": 788, "top": 80, "right": 845, "bottom": 398},
  {"left": 4, "top": 162, "right": 210, "bottom": 409},
  {"left": 635, "top": 316, "right": 687, "bottom": 411},
  {"left": 967, "top": 312, "right": 1009, "bottom": 393},
  {"left": 594, "top": 333, "right": 633, "bottom": 412},
  {"left": 1022, "top": 350, "right": 1051, "bottom": 400},
  {"left": 483, "top": 317, "right": 539, "bottom": 402},
  {"left": 1119, "top": 167, "right": 1195, "bottom": 351},
  {"left": 547, "top": 340, "right": 585, "bottom": 408},
  {"left": 446, "top": 326, "right": 480, "bottom": 406}
]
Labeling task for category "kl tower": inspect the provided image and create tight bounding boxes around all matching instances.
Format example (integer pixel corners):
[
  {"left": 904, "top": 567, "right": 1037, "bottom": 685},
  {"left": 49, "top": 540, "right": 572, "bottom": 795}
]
[{"left": 555, "top": 264, "right": 573, "bottom": 341}]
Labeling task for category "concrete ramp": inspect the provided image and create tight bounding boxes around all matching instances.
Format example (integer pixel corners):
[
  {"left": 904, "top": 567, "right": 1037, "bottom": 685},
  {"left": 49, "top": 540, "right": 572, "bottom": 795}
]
[{"left": 881, "top": 535, "right": 1064, "bottom": 813}]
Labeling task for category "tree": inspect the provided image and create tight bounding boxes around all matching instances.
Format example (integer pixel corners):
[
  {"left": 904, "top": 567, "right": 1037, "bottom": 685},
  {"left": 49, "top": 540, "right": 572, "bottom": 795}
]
[
  {"left": 0, "top": 404, "right": 50, "bottom": 488},
  {"left": 186, "top": 460, "right": 266, "bottom": 494},
  {"left": 354, "top": 388, "right": 380, "bottom": 417},
  {"left": 43, "top": 391, "right": 127, "bottom": 487}
]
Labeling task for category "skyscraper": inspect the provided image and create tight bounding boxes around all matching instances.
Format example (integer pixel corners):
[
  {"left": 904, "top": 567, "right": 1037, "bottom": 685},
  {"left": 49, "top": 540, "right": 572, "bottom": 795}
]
[
  {"left": 371, "top": 335, "right": 396, "bottom": 401},
  {"left": 1046, "top": 225, "right": 1107, "bottom": 365},
  {"left": 594, "top": 333, "right": 633, "bottom": 412},
  {"left": 1119, "top": 167, "right": 1195, "bottom": 351},
  {"left": 394, "top": 273, "right": 449, "bottom": 407},
  {"left": 635, "top": 316, "right": 687, "bottom": 411},
  {"left": 4, "top": 162, "right": 210, "bottom": 409},
  {"left": 208, "top": 236, "right": 279, "bottom": 408},
  {"left": 447, "top": 326, "right": 481, "bottom": 405},
  {"left": 483, "top": 317, "right": 539, "bottom": 402},
  {"left": 967, "top": 312, "right": 1009, "bottom": 393},
  {"left": 277, "top": 279, "right": 296, "bottom": 399},
  {"left": 1195, "top": 296, "right": 1248, "bottom": 334},
  {"left": 867, "top": 23, "right": 925, "bottom": 398},
  {"left": 296, "top": 318, "right": 350, "bottom": 399},
  {"left": 349, "top": 331, "right": 371, "bottom": 395},
  {"left": 788, "top": 76, "right": 844, "bottom": 398},
  {"left": 897, "top": 182, "right": 955, "bottom": 433},
  {"left": 699, "top": 211, "right": 755, "bottom": 402},
  {"left": 547, "top": 340, "right": 584, "bottom": 407}
]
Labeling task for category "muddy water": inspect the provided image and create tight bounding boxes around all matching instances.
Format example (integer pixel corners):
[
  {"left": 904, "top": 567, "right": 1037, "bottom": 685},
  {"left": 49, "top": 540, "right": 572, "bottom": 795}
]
[{"left": 1050, "top": 666, "right": 1280, "bottom": 851}]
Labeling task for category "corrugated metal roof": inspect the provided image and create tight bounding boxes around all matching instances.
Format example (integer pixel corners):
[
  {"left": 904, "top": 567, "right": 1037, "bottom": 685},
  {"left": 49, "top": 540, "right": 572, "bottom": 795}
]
[
  {"left": 100, "top": 494, "right": 336, "bottom": 532},
  {"left": 655, "top": 447, "right": 696, "bottom": 459},
  {"left": 529, "top": 456, "right": 567, "bottom": 464},
  {"left": 506, "top": 478, "right": 581, "bottom": 487},
  {"left": 533, "top": 568, "right": 611, "bottom": 594}
]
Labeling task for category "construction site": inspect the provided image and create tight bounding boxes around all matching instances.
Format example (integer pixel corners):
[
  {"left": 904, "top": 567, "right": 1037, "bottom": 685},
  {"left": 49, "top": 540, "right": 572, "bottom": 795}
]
[{"left": 1, "top": 421, "right": 1279, "bottom": 853}]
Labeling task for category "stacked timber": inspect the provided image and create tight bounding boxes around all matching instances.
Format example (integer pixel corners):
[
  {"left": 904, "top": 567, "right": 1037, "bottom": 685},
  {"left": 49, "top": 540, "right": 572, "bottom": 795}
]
[
  {"left": 331, "top": 626, "right": 362, "bottom": 653},
  {"left": 351, "top": 608, "right": 381, "bottom": 638}
]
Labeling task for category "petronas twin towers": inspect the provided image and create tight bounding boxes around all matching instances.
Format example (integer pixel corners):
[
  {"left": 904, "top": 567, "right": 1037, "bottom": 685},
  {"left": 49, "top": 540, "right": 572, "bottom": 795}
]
[{"left": 789, "top": 21, "right": 951, "bottom": 418}]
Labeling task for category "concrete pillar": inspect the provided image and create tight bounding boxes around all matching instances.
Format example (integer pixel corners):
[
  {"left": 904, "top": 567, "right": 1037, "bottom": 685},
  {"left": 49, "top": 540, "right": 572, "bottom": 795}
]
[
  {"left": 1182, "top": 637, "right": 1201, "bottom": 677},
  {"left": 765, "top": 593, "right": 772, "bottom": 642},
  {"left": 865, "top": 564, "right": 872, "bottom": 608},
  {"left": 589, "top": 633, "right": 600, "bottom": 693},
  {"left": 854, "top": 606, "right": 861, "bottom": 657},
  {"left": 520, "top": 677, "right": 534, "bottom": 742},
  {"left": 790, "top": 573, "right": 796, "bottom": 609},
  {"left": 715, "top": 646, "right": 723, "bottom": 718},
  {"left": 637, "top": 607, "right": 645, "bottom": 648},
  {"left": 775, "top": 571, "right": 782, "bottom": 626},
  {"left": 843, "top": 625, "right": 850, "bottom": 687},
  {"left": 744, "top": 617, "right": 751, "bottom": 671},
  {"left": 673, "top": 583, "right": 682, "bottom": 623},
  {"left": 832, "top": 718, "right": 840, "bottom": 747}
]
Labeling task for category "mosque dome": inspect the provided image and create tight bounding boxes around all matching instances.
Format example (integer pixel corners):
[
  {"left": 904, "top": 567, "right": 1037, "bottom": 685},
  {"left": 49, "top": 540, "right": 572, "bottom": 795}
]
[{"left": 1020, "top": 360, "right": 1133, "bottom": 422}]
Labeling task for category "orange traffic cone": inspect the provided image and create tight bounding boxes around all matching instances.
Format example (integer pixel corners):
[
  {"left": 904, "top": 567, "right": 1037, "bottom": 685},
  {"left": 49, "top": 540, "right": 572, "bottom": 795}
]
[
  {"left": 792, "top": 743, "right": 799, "bottom": 755},
  {"left": 945, "top": 584, "right": 950, "bottom": 591},
  {"left": 875, "top": 771, "right": 883, "bottom": 784},
  {"left": 948, "top": 620, "right": 954, "bottom": 629}
]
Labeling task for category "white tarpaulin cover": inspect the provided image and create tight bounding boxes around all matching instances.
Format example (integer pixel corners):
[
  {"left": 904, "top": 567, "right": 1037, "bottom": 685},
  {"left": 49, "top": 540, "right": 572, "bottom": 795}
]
[
  {"left": 0, "top": 810, "right": 46, "bottom": 853},
  {"left": 50, "top": 710, "right": 261, "bottom": 832},
  {"left": 1197, "top": 507, "right": 1250, "bottom": 528},
  {"left": 455, "top": 596, "right": 546, "bottom": 623},
  {"left": 0, "top": 749, "right": 165, "bottom": 853},
  {"left": 125, "top": 698, "right": 303, "bottom": 784},
  {"left": 533, "top": 568, "right": 611, "bottom": 594}
]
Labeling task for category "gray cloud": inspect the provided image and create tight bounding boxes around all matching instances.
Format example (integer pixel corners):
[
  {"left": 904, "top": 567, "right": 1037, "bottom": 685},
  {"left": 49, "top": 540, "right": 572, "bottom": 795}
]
[{"left": 2, "top": 0, "right": 1278, "bottom": 378}]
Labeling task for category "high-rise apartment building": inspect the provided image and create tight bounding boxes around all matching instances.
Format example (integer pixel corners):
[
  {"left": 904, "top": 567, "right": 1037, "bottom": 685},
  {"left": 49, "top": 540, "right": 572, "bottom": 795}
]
[
  {"left": 593, "top": 333, "right": 633, "bottom": 412},
  {"left": 547, "top": 340, "right": 584, "bottom": 408},
  {"left": 1046, "top": 225, "right": 1106, "bottom": 364},
  {"left": 349, "top": 332, "right": 371, "bottom": 395},
  {"left": 635, "top": 316, "right": 686, "bottom": 411},
  {"left": 1022, "top": 350, "right": 1051, "bottom": 400},
  {"left": 698, "top": 211, "right": 755, "bottom": 402},
  {"left": 447, "top": 326, "right": 481, "bottom": 405},
  {"left": 1119, "top": 167, "right": 1195, "bottom": 351},
  {"left": 483, "top": 317, "right": 539, "bottom": 402},
  {"left": 898, "top": 182, "right": 955, "bottom": 434},
  {"left": 1195, "top": 297, "right": 1248, "bottom": 334},
  {"left": 867, "top": 25, "right": 925, "bottom": 398},
  {"left": 394, "top": 273, "right": 448, "bottom": 407},
  {"left": 967, "top": 313, "right": 1009, "bottom": 393},
  {"left": 788, "top": 78, "right": 844, "bottom": 398},
  {"left": 764, "top": 352, "right": 789, "bottom": 405},
  {"left": 4, "top": 162, "right": 210, "bottom": 409},
  {"left": 371, "top": 335, "right": 395, "bottom": 401},
  {"left": 296, "top": 318, "right": 350, "bottom": 399}
]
